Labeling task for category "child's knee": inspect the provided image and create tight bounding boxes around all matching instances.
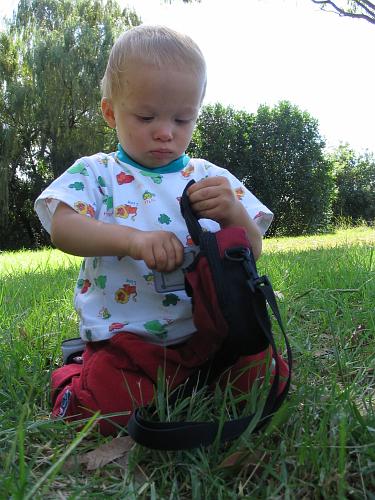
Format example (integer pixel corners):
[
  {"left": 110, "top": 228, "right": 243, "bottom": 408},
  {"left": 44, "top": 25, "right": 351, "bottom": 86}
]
[
  {"left": 222, "top": 348, "right": 289, "bottom": 396},
  {"left": 50, "top": 342, "right": 157, "bottom": 436}
]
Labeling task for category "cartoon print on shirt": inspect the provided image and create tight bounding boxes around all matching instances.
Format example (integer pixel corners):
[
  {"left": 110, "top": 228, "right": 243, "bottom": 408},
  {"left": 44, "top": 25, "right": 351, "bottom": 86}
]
[
  {"left": 181, "top": 164, "right": 194, "bottom": 178},
  {"left": 98, "top": 307, "right": 111, "bottom": 319},
  {"left": 67, "top": 162, "right": 89, "bottom": 176},
  {"left": 98, "top": 156, "right": 109, "bottom": 167},
  {"left": 234, "top": 187, "right": 245, "bottom": 200},
  {"left": 140, "top": 170, "right": 163, "bottom": 184},
  {"left": 115, "top": 283, "right": 137, "bottom": 304},
  {"left": 254, "top": 211, "right": 266, "bottom": 220},
  {"left": 103, "top": 195, "right": 113, "bottom": 212},
  {"left": 117, "top": 172, "right": 135, "bottom": 185},
  {"left": 85, "top": 329, "right": 93, "bottom": 341},
  {"left": 143, "top": 320, "right": 168, "bottom": 338},
  {"left": 143, "top": 272, "right": 154, "bottom": 285},
  {"left": 114, "top": 204, "right": 138, "bottom": 221},
  {"left": 77, "top": 278, "right": 91, "bottom": 294},
  {"left": 68, "top": 181, "right": 85, "bottom": 191},
  {"left": 162, "top": 294, "right": 180, "bottom": 307},
  {"left": 142, "top": 191, "right": 156, "bottom": 203},
  {"left": 94, "top": 275, "right": 107, "bottom": 289},
  {"left": 158, "top": 213, "right": 171, "bottom": 225},
  {"left": 97, "top": 176, "right": 106, "bottom": 188},
  {"left": 109, "top": 322, "right": 129, "bottom": 333},
  {"left": 97, "top": 176, "right": 106, "bottom": 196},
  {"left": 74, "top": 201, "right": 95, "bottom": 217},
  {"left": 186, "top": 234, "right": 194, "bottom": 247}
]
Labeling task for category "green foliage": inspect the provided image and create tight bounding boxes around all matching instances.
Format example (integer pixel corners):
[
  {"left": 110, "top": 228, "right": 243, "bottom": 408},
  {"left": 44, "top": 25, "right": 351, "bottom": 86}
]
[
  {"left": 247, "top": 101, "right": 333, "bottom": 235},
  {"left": 0, "top": 0, "right": 140, "bottom": 249},
  {"left": 329, "top": 144, "right": 375, "bottom": 222},
  {"left": 190, "top": 103, "right": 253, "bottom": 182},
  {"left": 190, "top": 101, "right": 333, "bottom": 236}
]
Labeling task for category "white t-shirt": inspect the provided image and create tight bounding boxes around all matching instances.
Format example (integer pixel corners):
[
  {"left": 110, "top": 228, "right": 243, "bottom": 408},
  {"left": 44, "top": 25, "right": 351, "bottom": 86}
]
[{"left": 35, "top": 148, "right": 273, "bottom": 345}]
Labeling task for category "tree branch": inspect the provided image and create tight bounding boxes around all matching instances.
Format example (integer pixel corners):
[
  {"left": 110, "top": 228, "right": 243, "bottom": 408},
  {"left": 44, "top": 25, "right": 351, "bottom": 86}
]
[
  {"left": 356, "top": 1, "right": 375, "bottom": 12},
  {"left": 311, "top": 0, "right": 375, "bottom": 24},
  {"left": 354, "top": 1, "right": 375, "bottom": 18}
]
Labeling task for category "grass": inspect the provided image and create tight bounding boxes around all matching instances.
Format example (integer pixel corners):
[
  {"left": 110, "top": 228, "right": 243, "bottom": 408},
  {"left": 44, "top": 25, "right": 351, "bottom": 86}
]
[{"left": 0, "top": 226, "right": 374, "bottom": 498}]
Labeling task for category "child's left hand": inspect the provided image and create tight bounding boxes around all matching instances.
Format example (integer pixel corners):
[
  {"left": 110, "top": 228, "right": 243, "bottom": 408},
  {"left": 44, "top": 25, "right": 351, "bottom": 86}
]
[
  {"left": 188, "top": 176, "right": 263, "bottom": 260},
  {"left": 187, "top": 176, "right": 241, "bottom": 227}
]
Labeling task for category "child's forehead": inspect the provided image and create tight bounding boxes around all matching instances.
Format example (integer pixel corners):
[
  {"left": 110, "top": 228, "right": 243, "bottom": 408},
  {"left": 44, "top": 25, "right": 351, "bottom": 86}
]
[
  {"left": 124, "top": 57, "right": 198, "bottom": 78},
  {"left": 118, "top": 61, "right": 204, "bottom": 97}
]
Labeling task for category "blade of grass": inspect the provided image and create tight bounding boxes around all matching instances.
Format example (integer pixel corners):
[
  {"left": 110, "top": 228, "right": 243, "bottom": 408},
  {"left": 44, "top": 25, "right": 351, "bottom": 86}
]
[{"left": 24, "top": 413, "right": 99, "bottom": 500}]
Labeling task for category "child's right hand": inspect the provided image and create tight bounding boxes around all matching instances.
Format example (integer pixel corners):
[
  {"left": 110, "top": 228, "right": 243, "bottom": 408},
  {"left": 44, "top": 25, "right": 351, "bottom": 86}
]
[
  {"left": 51, "top": 202, "right": 183, "bottom": 271},
  {"left": 128, "top": 230, "right": 184, "bottom": 272}
]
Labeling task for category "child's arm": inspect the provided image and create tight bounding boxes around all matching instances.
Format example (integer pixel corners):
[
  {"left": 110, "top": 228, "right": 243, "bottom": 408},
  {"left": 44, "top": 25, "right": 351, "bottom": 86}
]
[
  {"left": 51, "top": 202, "right": 184, "bottom": 272},
  {"left": 187, "top": 177, "right": 263, "bottom": 260}
]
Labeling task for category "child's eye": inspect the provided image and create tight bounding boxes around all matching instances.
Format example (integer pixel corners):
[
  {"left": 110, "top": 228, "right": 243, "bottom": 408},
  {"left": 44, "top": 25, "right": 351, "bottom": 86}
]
[
  {"left": 137, "top": 116, "right": 153, "bottom": 122},
  {"left": 175, "top": 118, "right": 191, "bottom": 124}
]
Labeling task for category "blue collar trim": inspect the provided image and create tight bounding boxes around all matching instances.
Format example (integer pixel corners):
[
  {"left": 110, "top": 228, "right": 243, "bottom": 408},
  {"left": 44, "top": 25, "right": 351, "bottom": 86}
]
[{"left": 116, "top": 144, "right": 190, "bottom": 173}]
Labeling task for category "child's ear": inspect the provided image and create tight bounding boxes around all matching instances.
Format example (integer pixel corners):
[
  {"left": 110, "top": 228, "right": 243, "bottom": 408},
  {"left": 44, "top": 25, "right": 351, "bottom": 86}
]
[{"left": 101, "top": 98, "right": 116, "bottom": 128}]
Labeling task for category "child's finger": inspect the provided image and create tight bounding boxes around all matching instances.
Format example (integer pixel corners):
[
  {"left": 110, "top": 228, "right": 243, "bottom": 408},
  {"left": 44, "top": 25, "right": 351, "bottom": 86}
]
[
  {"left": 189, "top": 176, "right": 226, "bottom": 192},
  {"left": 172, "top": 237, "right": 184, "bottom": 267},
  {"left": 154, "top": 234, "right": 183, "bottom": 272},
  {"left": 188, "top": 177, "right": 232, "bottom": 203}
]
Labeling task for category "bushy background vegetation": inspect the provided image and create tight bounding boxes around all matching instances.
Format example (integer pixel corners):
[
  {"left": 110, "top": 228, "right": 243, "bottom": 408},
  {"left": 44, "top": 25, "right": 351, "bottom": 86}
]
[{"left": 0, "top": 0, "right": 374, "bottom": 250}]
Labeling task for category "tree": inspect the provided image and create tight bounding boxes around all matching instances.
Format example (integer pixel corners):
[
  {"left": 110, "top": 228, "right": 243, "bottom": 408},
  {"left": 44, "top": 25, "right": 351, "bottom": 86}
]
[
  {"left": 0, "top": 126, "right": 9, "bottom": 229},
  {"left": 0, "top": 0, "right": 140, "bottom": 249},
  {"left": 311, "top": 1, "right": 375, "bottom": 24},
  {"left": 191, "top": 101, "right": 333, "bottom": 236},
  {"left": 330, "top": 144, "right": 375, "bottom": 221},
  {"left": 245, "top": 101, "right": 333, "bottom": 236},
  {"left": 188, "top": 103, "right": 253, "bottom": 182}
]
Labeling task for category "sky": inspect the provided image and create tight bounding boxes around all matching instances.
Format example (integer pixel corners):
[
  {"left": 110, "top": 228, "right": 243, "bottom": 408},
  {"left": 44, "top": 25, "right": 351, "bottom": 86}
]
[{"left": 1, "top": 0, "right": 375, "bottom": 154}]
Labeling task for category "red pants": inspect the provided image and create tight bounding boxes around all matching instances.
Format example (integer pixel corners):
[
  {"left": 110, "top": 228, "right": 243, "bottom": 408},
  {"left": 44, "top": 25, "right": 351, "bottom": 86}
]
[{"left": 51, "top": 332, "right": 289, "bottom": 436}]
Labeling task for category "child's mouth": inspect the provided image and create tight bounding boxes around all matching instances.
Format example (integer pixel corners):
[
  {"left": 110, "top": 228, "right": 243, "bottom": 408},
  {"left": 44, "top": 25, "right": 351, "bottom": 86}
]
[{"left": 150, "top": 150, "right": 173, "bottom": 160}]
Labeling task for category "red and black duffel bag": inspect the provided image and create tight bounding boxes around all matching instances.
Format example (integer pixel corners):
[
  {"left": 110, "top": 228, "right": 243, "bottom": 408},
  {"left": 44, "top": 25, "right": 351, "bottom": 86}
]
[{"left": 127, "top": 180, "right": 292, "bottom": 450}]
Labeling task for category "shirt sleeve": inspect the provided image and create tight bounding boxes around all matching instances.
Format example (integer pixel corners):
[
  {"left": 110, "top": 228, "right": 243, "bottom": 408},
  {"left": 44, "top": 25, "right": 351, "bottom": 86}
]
[{"left": 34, "top": 157, "right": 105, "bottom": 234}]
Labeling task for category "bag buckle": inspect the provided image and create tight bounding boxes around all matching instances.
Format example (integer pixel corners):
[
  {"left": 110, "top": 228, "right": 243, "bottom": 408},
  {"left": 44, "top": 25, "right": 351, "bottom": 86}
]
[
  {"left": 251, "top": 274, "right": 271, "bottom": 291},
  {"left": 225, "top": 246, "right": 264, "bottom": 292}
]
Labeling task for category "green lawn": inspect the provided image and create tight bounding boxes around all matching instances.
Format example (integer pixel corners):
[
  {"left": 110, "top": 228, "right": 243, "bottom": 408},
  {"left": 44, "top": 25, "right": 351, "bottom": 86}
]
[{"left": 0, "top": 227, "right": 374, "bottom": 498}]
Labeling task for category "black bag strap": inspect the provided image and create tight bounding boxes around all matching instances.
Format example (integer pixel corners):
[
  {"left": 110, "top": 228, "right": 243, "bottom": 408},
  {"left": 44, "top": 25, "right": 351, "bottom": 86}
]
[
  {"left": 127, "top": 289, "right": 292, "bottom": 450},
  {"left": 127, "top": 181, "right": 292, "bottom": 450},
  {"left": 179, "top": 180, "right": 202, "bottom": 245}
]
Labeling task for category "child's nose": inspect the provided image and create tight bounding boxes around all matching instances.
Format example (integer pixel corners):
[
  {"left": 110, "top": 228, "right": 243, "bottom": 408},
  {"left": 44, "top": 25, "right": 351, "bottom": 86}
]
[{"left": 153, "top": 123, "right": 173, "bottom": 142}]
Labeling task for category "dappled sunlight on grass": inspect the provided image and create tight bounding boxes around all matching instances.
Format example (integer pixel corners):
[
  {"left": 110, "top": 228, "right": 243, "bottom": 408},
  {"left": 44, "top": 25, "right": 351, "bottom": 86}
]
[
  {"left": 1, "top": 226, "right": 373, "bottom": 278},
  {"left": 0, "top": 248, "right": 81, "bottom": 277},
  {"left": 263, "top": 226, "right": 374, "bottom": 254}
]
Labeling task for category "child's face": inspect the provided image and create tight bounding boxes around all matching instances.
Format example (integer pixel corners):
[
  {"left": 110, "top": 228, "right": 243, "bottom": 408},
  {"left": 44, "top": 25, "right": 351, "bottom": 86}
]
[{"left": 102, "top": 61, "right": 205, "bottom": 168}]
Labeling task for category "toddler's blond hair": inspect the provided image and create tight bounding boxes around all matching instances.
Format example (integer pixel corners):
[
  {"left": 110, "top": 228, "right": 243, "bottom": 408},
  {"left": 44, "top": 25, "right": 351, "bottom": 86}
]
[{"left": 101, "top": 25, "right": 207, "bottom": 101}]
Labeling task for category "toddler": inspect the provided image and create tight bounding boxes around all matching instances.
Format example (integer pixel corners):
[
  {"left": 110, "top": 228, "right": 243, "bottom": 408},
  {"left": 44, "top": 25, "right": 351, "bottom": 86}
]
[{"left": 35, "top": 25, "right": 288, "bottom": 435}]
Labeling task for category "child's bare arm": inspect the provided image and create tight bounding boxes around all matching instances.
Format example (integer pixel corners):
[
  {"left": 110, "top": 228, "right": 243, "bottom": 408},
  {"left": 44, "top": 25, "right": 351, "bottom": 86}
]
[
  {"left": 51, "top": 202, "right": 184, "bottom": 272},
  {"left": 187, "top": 177, "right": 263, "bottom": 260}
]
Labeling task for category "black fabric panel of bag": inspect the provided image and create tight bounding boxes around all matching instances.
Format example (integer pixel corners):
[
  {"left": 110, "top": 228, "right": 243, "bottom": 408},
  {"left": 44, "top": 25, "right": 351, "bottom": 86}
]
[{"left": 127, "top": 179, "right": 292, "bottom": 450}]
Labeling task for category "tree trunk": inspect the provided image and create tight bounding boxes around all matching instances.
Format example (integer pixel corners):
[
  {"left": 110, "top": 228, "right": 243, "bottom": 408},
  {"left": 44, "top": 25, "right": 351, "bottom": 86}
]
[{"left": 0, "top": 163, "right": 9, "bottom": 230}]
